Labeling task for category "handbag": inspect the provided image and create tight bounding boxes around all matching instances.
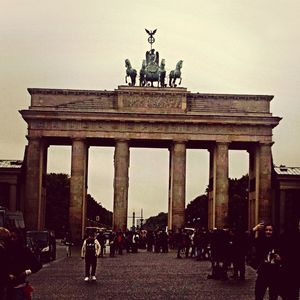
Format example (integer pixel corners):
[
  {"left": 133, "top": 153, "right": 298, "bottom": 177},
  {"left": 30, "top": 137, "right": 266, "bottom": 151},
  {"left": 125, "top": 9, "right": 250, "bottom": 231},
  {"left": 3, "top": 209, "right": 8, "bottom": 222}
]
[{"left": 23, "top": 283, "right": 34, "bottom": 300}]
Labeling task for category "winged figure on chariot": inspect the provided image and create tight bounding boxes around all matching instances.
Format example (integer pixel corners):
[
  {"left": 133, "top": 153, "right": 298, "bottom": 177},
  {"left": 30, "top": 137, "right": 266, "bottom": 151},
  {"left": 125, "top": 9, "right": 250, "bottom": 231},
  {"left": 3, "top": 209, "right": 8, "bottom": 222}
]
[{"left": 125, "top": 29, "right": 182, "bottom": 88}]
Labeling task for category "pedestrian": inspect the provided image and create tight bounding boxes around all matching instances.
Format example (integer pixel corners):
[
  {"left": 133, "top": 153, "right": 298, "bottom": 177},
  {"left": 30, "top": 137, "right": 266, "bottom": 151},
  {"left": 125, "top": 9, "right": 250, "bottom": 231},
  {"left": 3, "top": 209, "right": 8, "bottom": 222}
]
[
  {"left": 174, "top": 228, "right": 184, "bottom": 258},
  {"left": 131, "top": 231, "right": 139, "bottom": 253},
  {"left": 6, "top": 228, "right": 42, "bottom": 300},
  {"left": 109, "top": 232, "right": 116, "bottom": 257},
  {"left": 0, "top": 227, "right": 11, "bottom": 300},
  {"left": 81, "top": 232, "right": 100, "bottom": 282},
  {"left": 96, "top": 231, "right": 106, "bottom": 257},
  {"left": 230, "top": 227, "right": 249, "bottom": 281},
  {"left": 278, "top": 220, "right": 300, "bottom": 300},
  {"left": 251, "top": 223, "right": 281, "bottom": 300},
  {"left": 160, "top": 230, "right": 169, "bottom": 253},
  {"left": 64, "top": 230, "right": 73, "bottom": 257},
  {"left": 115, "top": 230, "right": 124, "bottom": 255},
  {"left": 146, "top": 230, "right": 154, "bottom": 252}
]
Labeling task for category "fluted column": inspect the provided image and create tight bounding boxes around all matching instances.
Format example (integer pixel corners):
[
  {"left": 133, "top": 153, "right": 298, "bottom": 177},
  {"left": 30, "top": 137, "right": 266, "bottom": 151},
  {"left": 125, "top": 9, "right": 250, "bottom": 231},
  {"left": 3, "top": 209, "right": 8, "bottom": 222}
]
[
  {"left": 258, "top": 143, "right": 273, "bottom": 223},
  {"left": 24, "top": 136, "right": 48, "bottom": 230},
  {"left": 169, "top": 141, "right": 186, "bottom": 231},
  {"left": 70, "top": 139, "right": 88, "bottom": 241},
  {"left": 208, "top": 149, "right": 215, "bottom": 229},
  {"left": 209, "top": 142, "right": 229, "bottom": 228},
  {"left": 113, "top": 139, "right": 130, "bottom": 232},
  {"left": 248, "top": 142, "right": 273, "bottom": 229},
  {"left": 168, "top": 148, "right": 173, "bottom": 230},
  {"left": 9, "top": 184, "right": 17, "bottom": 211}
]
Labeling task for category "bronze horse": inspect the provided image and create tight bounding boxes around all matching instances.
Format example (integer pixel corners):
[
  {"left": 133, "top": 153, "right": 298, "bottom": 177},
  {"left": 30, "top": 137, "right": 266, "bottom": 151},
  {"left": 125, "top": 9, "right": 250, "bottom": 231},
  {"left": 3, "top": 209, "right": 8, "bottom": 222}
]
[
  {"left": 169, "top": 60, "right": 183, "bottom": 87},
  {"left": 125, "top": 59, "right": 137, "bottom": 86}
]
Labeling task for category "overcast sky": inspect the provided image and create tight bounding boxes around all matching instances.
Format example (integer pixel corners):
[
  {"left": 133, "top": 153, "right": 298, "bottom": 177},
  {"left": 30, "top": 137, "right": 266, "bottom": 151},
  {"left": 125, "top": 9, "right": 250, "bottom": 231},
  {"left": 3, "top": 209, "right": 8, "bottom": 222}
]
[{"left": 1, "top": 1, "right": 300, "bottom": 223}]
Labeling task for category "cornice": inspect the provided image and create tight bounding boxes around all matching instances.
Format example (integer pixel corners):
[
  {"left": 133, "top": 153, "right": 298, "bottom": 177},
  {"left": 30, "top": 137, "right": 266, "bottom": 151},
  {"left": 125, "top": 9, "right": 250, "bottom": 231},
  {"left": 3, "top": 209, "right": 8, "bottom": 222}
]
[
  {"left": 27, "top": 88, "right": 116, "bottom": 97},
  {"left": 188, "top": 92, "right": 274, "bottom": 101},
  {"left": 20, "top": 109, "right": 281, "bottom": 127}
]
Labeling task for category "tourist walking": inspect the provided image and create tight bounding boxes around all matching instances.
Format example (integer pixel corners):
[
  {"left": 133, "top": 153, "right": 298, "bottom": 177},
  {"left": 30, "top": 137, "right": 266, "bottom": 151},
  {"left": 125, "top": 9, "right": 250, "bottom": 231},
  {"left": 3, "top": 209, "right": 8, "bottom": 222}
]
[
  {"left": 81, "top": 232, "right": 100, "bottom": 282},
  {"left": 64, "top": 230, "right": 73, "bottom": 257}
]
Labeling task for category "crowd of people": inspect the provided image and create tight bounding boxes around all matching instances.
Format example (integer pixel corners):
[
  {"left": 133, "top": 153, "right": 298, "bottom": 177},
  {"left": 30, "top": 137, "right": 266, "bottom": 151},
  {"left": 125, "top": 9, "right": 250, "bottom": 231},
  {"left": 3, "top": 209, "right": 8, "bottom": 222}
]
[
  {"left": 1, "top": 221, "right": 299, "bottom": 299},
  {"left": 85, "top": 222, "right": 299, "bottom": 299}
]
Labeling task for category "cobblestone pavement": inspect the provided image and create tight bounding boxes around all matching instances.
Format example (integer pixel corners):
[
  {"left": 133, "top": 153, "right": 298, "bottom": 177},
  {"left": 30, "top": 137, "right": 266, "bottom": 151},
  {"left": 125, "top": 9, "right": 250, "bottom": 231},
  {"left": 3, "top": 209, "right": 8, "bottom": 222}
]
[{"left": 30, "top": 244, "right": 257, "bottom": 299}]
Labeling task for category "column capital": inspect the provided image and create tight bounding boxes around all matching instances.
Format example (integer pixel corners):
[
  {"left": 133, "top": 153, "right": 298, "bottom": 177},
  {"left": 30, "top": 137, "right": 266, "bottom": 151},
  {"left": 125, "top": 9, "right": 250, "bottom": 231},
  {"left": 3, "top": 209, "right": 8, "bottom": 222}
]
[
  {"left": 71, "top": 137, "right": 86, "bottom": 142},
  {"left": 215, "top": 141, "right": 230, "bottom": 146},
  {"left": 115, "top": 138, "right": 129, "bottom": 143},
  {"left": 173, "top": 139, "right": 187, "bottom": 144},
  {"left": 259, "top": 141, "right": 274, "bottom": 147},
  {"left": 26, "top": 135, "right": 41, "bottom": 142}
]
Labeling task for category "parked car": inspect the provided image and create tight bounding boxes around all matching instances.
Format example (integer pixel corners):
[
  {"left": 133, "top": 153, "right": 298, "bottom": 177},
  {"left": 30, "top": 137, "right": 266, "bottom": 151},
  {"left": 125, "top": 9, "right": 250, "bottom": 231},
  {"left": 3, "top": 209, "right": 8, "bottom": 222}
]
[{"left": 26, "top": 230, "right": 56, "bottom": 262}]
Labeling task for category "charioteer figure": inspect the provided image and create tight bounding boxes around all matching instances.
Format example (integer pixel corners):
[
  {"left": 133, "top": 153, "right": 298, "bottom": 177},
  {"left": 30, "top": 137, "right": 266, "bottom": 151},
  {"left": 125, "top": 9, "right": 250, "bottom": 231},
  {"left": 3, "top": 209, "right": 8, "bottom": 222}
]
[{"left": 125, "top": 29, "right": 183, "bottom": 88}]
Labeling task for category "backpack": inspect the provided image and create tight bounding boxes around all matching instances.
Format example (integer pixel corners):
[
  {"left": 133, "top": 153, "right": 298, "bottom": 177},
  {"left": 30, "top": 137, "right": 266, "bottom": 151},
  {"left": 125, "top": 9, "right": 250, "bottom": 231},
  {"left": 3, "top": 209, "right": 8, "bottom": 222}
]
[{"left": 85, "top": 238, "right": 96, "bottom": 256}]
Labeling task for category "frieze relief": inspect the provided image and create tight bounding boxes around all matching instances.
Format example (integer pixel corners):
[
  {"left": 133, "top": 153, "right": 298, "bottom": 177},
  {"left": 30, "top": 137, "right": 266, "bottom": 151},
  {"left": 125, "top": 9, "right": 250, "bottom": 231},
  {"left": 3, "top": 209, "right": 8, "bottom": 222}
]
[
  {"left": 123, "top": 94, "right": 182, "bottom": 109},
  {"left": 30, "top": 119, "right": 270, "bottom": 137}
]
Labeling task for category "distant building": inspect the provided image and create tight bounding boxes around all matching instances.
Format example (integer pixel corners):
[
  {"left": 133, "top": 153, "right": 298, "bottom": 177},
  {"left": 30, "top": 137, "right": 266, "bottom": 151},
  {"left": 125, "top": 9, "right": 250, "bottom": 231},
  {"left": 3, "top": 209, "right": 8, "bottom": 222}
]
[
  {"left": 0, "top": 159, "right": 25, "bottom": 211},
  {"left": 272, "top": 165, "right": 300, "bottom": 232}
]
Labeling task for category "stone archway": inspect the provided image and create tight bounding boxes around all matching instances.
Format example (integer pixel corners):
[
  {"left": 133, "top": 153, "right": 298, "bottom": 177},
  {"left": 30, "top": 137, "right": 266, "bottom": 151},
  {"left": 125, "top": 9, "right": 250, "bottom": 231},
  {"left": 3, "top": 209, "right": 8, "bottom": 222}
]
[{"left": 20, "top": 86, "right": 281, "bottom": 240}]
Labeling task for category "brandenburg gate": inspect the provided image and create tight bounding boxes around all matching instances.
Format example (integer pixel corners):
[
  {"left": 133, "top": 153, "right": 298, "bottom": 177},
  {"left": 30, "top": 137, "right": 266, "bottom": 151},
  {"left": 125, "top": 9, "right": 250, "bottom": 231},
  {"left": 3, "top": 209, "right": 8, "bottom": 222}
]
[
  {"left": 19, "top": 30, "right": 281, "bottom": 240},
  {"left": 20, "top": 86, "right": 281, "bottom": 239}
]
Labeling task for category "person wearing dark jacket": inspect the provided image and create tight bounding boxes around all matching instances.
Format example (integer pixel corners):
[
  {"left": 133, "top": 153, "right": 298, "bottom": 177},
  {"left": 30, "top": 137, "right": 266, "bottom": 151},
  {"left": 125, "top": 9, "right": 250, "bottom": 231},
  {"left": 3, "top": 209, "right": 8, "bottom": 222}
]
[
  {"left": 252, "top": 223, "right": 281, "bottom": 300},
  {"left": 0, "top": 227, "right": 11, "bottom": 300},
  {"left": 7, "top": 228, "right": 42, "bottom": 300},
  {"left": 81, "top": 232, "right": 101, "bottom": 282},
  {"left": 279, "top": 221, "right": 300, "bottom": 300}
]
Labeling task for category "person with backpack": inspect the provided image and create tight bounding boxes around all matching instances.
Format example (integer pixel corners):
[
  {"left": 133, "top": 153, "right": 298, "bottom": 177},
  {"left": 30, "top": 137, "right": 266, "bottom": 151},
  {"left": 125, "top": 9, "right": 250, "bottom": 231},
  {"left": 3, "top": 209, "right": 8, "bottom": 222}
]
[{"left": 81, "top": 232, "right": 100, "bottom": 282}]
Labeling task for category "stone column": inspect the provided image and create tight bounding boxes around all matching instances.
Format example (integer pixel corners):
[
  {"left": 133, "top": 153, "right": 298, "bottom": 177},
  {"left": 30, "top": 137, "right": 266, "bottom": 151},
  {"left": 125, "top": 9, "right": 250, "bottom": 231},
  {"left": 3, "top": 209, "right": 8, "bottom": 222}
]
[
  {"left": 248, "top": 145, "right": 258, "bottom": 229},
  {"left": 215, "top": 142, "right": 229, "bottom": 228},
  {"left": 248, "top": 142, "right": 273, "bottom": 229},
  {"left": 279, "top": 190, "right": 286, "bottom": 233},
  {"left": 9, "top": 184, "right": 17, "bottom": 211},
  {"left": 209, "top": 142, "right": 229, "bottom": 228},
  {"left": 168, "top": 148, "right": 173, "bottom": 230},
  {"left": 208, "top": 149, "right": 215, "bottom": 229},
  {"left": 24, "top": 136, "right": 48, "bottom": 230},
  {"left": 113, "top": 139, "right": 130, "bottom": 232},
  {"left": 70, "top": 139, "right": 88, "bottom": 241},
  {"left": 258, "top": 143, "right": 273, "bottom": 223},
  {"left": 169, "top": 141, "right": 186, "bottom": 231}
]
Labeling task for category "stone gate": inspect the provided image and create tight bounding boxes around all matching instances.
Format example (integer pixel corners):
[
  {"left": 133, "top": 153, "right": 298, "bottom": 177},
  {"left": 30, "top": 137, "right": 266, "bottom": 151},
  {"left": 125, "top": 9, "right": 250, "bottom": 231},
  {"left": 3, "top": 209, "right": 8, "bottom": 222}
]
[{"left": 20, "top": 86, "right": 281, "bottom": 240}]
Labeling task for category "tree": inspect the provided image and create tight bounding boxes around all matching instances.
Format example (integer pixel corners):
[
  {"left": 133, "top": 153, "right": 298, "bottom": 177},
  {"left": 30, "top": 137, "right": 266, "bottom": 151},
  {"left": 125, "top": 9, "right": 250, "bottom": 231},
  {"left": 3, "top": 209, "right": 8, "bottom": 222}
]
[
  {"left": 45, "top": 173, "right": 112, "bottom": 237},
  {"left": 45, "top": 173, "right": 70, "bottom": 237},
  {"left": 143, "top": 212, "right": 167, "bottom": 231},
  {"left": 228, "top": 175, "right": 249, "bottom": 230},
  {"left": 185, "top": 194, "right": 208, "bottom": 228},
  {"left": 184, "top": 175, "right": 249, "bottom": 230},
  {"left": 86, "top": 194, "right": 112, "bottom": 227}
]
